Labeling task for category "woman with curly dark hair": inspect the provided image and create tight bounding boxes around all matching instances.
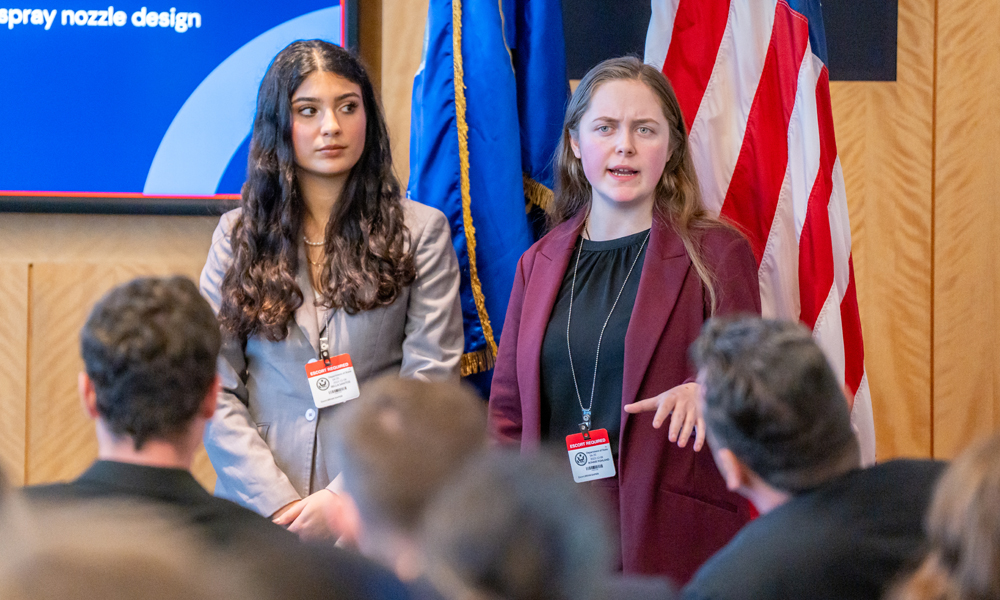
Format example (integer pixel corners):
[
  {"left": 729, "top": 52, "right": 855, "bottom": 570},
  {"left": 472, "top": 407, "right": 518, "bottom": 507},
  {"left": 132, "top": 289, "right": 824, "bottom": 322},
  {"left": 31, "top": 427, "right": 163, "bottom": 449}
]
[{"left": 200, "top": 40, "right": 462, "bottom": 540}]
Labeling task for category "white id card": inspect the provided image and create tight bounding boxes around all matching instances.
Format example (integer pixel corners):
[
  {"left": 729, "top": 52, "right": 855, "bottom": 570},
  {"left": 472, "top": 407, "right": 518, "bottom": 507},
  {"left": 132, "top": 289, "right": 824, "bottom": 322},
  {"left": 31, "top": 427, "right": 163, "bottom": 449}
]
[
  {"left": 304, "top": 354, "right": 360, "bottom": 408},
  {"left": 565, "top": 429, "right": 616, "bottom": 483}
]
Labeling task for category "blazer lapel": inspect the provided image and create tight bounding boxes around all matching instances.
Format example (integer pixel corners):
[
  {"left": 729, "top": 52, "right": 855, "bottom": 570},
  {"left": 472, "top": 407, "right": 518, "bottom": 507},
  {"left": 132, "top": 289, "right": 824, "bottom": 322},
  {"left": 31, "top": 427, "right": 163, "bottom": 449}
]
[
  {"left": 622, "top": 220, "right": 691, "bottom": 407},
  {"left": 294, "top": 244, "right": 321, "bottom": 353},
  {"left": 517, "top": 212, "right": 586, "bottom": 445}
]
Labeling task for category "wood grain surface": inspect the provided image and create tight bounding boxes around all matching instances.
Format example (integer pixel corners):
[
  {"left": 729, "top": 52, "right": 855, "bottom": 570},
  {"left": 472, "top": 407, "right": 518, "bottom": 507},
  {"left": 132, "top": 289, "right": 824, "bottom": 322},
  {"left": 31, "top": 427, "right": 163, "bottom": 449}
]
[
  {"left": 25, "top": 262, "right": 216, "bottom": 489},
  {"left": 1, "top": 215, "right": 220, "bottom": 489},
  {"left": 381, "top": 0, "right": 429, "bottom": 188},
  {"left": 358, "top": 0, "right": 382, "bottom": 91},
  {"left": 0, "top": 263, "right": 29, "bottom": 484},
  {"left": 828, "top": 0, "right": 937, "bottom": 459},
  {"left": 932, "top": 0, "right": 1000, "bottom": 458},
  {"left": 0, "top": 214, "right": 217, "bottom": 263}
]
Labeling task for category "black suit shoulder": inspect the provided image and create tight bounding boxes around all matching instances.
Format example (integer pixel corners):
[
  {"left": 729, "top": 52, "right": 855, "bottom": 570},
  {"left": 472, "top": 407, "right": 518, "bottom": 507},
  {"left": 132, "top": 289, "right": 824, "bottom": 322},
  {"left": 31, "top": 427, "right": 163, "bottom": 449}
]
[{"left": 682, "top": 459, "right": 946, "bottom": 600}]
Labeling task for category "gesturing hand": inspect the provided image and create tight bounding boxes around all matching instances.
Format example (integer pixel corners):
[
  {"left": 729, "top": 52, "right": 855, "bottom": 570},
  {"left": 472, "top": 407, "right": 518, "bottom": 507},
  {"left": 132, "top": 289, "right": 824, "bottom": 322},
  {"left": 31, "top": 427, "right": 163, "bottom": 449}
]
[{"left": 623, "top": 382, "right": 705, "bottom": 451}]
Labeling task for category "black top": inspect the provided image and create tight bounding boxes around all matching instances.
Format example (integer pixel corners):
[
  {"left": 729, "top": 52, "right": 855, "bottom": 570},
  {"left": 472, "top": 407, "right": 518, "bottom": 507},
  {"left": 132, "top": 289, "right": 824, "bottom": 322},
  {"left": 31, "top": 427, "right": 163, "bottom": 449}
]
[
  {"left": 540, "top": 229, "right": 649, "bottom": 460},
  {"left": 25, "top": 460, "right": 410, "bottom": 600},
  {"left": 681, "top": 459, "right": 948, "bottom": 600}
]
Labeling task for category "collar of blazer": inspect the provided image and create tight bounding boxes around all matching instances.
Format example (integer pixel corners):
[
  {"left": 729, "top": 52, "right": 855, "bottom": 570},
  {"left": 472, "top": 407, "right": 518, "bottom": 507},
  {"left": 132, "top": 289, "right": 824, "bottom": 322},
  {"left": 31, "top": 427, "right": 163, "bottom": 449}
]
[{"left": 522, "top": 209, "right": 694, "bottom": 428}]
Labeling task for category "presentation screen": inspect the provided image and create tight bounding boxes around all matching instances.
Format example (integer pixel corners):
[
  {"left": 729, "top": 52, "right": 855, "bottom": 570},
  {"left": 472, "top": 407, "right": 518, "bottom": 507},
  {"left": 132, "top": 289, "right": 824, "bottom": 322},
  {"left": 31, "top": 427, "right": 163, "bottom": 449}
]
[{"left": 0, "top": 1, "right": 350, "bottom": 211}]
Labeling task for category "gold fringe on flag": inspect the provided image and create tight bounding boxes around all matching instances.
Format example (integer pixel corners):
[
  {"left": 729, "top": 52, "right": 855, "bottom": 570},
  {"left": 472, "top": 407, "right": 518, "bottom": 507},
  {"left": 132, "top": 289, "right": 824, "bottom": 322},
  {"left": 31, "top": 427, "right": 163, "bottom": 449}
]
[
  {"left": 523, "top": 173, "right": 553, "bottom": 213},
  {"left": 460, "top": 348, "right": 497, "bottom": 377},
  {"left": 452, "top": 0, "right": 498, "bottom": 373}
]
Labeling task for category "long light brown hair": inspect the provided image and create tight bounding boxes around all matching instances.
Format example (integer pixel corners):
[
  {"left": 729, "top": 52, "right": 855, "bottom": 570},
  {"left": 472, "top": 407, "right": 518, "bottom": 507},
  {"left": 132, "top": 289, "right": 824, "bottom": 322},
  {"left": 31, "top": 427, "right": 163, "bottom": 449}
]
[
  {"left": 551, "top": 56, "right": 726, "bottom": 313},
  {"left": 889, "top": 434, "right": 1000, "bottom": 600},
  {"left": 218, "top": 40, "right": 415, "bottom": 342}
]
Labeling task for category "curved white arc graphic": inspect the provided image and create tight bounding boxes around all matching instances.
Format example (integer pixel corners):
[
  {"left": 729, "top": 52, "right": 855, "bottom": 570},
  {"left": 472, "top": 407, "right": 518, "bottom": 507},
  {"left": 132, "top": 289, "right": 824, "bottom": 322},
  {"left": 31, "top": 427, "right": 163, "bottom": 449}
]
[{"left": 144, "top": 6, "right": 341, "bottom": 195}]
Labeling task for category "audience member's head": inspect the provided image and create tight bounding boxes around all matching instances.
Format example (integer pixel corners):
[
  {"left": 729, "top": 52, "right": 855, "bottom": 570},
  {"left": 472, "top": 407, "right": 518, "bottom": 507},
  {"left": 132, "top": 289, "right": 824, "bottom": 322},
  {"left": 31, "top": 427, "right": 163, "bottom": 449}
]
[
  {"left": 422, "top": 450, "right": 612, "bottom": 600},
  {"left": 889, "top": 433, "right": 1000, "bottom": 600},
  {"left": 80, "top": 276, "right": 221, "bottom": 454},
  {"left": 332, "top": 375, "right": 487, "bottom": 576},
  {"left": 0, "top": 501, "right": 260, "bottom": 600},
  {"left": 691, "top": 317, "right": 860, "bottom": 507}
]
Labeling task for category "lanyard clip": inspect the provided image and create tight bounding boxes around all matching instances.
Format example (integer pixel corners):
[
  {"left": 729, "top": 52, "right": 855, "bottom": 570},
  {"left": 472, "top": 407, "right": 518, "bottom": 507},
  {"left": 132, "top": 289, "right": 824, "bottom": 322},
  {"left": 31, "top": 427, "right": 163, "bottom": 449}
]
[
  {"left": 580, "top": 410, "right": 592, "bottom": 440},
  {"left": 320, "top": 339, "right": 331, "bottom": 366}
]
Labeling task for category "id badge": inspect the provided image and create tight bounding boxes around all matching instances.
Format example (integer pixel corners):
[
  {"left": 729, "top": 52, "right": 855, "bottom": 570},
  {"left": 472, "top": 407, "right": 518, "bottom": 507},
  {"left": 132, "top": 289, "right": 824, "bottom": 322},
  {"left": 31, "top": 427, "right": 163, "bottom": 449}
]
[
  {"left": 565, "top": 428, "right": 616, "bottom": 483},
  {"left": 304, "top": 354, "right": 360, "bottom": 408}
]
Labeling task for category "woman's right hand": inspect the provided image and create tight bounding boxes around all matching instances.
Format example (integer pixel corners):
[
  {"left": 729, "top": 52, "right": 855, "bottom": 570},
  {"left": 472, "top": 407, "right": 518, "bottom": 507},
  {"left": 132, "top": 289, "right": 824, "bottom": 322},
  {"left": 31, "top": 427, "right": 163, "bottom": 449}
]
[{"left": 623, "top": 382, "right": 706, "bottom": 451}]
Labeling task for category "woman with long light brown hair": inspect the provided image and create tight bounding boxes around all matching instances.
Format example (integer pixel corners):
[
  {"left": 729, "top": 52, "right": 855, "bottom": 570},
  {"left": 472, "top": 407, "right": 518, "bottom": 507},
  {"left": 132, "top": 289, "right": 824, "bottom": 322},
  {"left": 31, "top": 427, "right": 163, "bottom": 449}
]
[{"left": 488, "top": 57, "right": 761, "bottom": 582}]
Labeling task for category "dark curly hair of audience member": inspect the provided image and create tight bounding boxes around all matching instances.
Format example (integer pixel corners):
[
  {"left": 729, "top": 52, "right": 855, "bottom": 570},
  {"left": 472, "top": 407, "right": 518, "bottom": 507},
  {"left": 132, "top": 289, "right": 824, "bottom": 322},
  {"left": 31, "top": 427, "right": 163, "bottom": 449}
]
[
  {"left": 80, "top": 276, "right": 221, "bottom": 450},
  {"left": 218, "top": 40, "right": 415, "bottom": 342}
]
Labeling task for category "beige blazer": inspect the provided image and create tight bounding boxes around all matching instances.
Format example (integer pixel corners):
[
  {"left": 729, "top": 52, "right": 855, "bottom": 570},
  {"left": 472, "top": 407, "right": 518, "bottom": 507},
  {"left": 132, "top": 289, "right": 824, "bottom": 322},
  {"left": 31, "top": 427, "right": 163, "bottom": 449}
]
[{"left": 200, "top": 199, "right": 463, "bottom": 516}]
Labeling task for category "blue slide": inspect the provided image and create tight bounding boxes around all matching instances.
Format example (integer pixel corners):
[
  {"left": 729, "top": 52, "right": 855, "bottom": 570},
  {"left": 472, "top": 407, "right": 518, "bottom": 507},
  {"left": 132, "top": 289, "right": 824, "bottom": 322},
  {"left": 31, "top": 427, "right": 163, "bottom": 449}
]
[{"left": 0, "top": 2, "right": 343, "bottom": 197}]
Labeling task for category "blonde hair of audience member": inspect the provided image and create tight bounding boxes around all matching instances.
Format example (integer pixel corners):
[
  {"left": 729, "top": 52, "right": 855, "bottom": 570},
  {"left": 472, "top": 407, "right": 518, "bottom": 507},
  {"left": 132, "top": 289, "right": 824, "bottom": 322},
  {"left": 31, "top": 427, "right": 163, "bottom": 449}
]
[
  {"left": 0, "top": 500, "right": 262, "bottom": 600},
  {"left": 889, "top": 433, "right": 1000, "bottom": 600},
  {"left": 550, "top": 55, "right": 724, "bottom": 312},
  {"left": 422, "top": 451, "right": 612, "bottom": 600},
  {"left": 332, "top": 375, "right": 487, "bottom": 579}
]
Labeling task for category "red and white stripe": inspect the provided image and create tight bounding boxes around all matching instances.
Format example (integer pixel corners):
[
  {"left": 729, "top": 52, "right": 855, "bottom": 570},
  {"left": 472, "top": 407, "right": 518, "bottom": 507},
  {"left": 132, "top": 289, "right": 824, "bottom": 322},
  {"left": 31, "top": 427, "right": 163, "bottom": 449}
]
[{"left": 647, "top": 0, "right": 875, "bottom": 463}]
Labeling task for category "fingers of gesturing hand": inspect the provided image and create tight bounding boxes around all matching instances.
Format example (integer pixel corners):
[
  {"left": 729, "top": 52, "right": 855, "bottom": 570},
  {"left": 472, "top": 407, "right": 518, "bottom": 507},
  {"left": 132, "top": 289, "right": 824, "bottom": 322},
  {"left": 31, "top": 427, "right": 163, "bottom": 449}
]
[
  {"left": 693, "top": 415, "right": 706, "bottom": 452},
  {"left": 623, "top": 396, "right": 660, "bottom": 414},
  {"left": 628, "top": 383, "right": 704, "bottom": 451},
  {"left": 652, "top": 390, "right": 679, "bottom": 430},
  {"left": 666, "top": 383, "right": 701, "bottom": 447},
  {"left": 671, "top": 405, "right": 696, "bottom": 447}
]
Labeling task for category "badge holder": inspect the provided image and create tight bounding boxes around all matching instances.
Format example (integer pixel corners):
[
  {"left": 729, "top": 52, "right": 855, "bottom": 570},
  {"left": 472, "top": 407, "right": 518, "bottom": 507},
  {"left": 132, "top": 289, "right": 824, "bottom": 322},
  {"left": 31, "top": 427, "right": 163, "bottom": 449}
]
[
  {"left": 565, "top": 427, "right": 616, "bottom": 483},
  {"left": 304, "top": 329, "right": 360, "bottom": 409}
]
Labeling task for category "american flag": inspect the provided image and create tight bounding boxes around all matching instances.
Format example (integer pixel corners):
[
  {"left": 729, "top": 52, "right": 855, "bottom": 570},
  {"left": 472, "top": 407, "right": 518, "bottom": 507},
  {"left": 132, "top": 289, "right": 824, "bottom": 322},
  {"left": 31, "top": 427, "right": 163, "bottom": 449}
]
[{"left": 646, "top": 0, "right": 876, "bottom": 463}]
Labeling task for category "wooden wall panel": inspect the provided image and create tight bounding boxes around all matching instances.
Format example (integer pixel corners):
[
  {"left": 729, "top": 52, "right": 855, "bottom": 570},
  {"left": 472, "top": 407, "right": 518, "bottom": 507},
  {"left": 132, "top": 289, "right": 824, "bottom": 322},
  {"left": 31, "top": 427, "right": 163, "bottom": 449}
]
[
  {"left": 381, "top": 0, "right": 429, "bottom": 188},
  {"left": 0, "top": 263, "right": 29, "bottom": 485},
  {"left": 933, "top": 0, "right": 1000, "bottom": 458},
  {"left": 827, "top": 0, "right": 937, "bottom": 459},
  {"left": 0, "top": 214, "right": 217, "bottom": 263},
  {"left": 359, "top": 0, "right": 382, "bottom": 91},
  {"left": 25, "top": 262, "right": 216, "bottom": 490}
]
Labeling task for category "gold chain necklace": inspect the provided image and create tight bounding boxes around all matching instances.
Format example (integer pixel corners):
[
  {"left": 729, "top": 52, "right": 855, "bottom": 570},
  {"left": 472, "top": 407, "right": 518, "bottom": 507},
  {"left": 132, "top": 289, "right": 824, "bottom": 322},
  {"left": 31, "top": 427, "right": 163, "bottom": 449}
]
[{"left": 305, "top": 237, "right": 326, "bottom": 267}]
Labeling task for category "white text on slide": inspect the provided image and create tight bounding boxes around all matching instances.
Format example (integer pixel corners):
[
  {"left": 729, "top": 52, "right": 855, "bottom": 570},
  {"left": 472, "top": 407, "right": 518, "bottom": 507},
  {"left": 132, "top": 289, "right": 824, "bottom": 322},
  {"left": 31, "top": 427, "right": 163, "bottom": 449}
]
[{"left": 0, "top": 7, "right": 202, "bottom": 31}]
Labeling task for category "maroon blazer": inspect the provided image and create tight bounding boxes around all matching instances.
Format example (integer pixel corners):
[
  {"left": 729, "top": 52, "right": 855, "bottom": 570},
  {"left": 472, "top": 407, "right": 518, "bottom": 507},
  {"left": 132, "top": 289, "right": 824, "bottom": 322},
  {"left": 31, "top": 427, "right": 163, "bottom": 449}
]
[{"left": 488, "top": 211, "right": 761, "bottom": 584}]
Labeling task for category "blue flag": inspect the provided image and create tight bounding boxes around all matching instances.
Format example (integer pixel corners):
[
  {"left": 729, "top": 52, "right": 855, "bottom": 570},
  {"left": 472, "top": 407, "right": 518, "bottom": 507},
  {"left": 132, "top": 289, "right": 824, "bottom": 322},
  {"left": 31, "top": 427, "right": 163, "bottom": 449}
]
[{"left": 408, "top": 0, "right": 568, "bottom": 384}]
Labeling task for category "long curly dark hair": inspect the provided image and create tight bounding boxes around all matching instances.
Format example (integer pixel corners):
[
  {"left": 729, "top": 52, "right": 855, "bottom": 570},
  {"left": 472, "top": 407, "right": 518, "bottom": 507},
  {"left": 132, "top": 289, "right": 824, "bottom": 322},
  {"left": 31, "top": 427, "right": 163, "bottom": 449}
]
[{"left": 218, "top": 40, "right": 415, "bottom": 342}]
